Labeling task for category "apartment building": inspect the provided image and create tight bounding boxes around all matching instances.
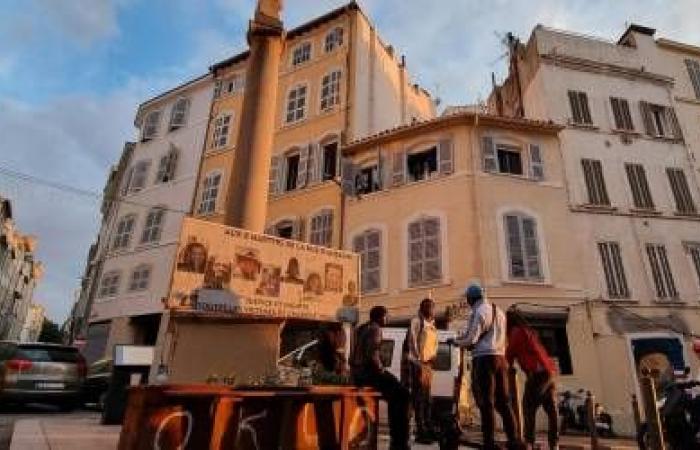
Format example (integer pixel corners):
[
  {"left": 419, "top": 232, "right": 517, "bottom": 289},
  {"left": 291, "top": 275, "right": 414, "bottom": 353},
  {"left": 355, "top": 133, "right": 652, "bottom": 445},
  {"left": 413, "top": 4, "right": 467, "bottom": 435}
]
[
  {"left": 0, "top": 197, "right": 43, "bottom": 341},
  {"left": 490, "top": 24, "right": 700, "bottom": 433},
  {"left": 82, "top": 75, "right": 213, "bottom": 362},
  {"left": 19, "top": 303, "right": 45, "bottom": 342}
]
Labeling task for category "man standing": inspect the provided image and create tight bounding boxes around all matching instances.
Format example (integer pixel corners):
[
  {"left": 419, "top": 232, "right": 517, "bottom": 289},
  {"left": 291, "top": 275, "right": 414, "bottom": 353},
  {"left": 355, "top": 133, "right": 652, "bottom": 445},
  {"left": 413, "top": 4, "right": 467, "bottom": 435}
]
[
  {"left": 453, "top": 284, "right": 522, "bottom": 450},
  {"left": 351, "top": 306, "right": 410, "bottom": 450},
  {"left": 506, "top": 309, "right": 559, "bottom": 450},
  {"left": 403, "top": 298, "right": 439, "bottom": 444}
]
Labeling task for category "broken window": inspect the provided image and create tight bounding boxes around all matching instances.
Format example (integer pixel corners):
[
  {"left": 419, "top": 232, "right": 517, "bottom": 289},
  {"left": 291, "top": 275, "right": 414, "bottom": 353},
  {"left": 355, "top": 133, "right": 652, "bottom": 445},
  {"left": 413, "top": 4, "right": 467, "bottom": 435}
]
[{"left": 407, "top": 147, "right": 437, "bottom": 182}]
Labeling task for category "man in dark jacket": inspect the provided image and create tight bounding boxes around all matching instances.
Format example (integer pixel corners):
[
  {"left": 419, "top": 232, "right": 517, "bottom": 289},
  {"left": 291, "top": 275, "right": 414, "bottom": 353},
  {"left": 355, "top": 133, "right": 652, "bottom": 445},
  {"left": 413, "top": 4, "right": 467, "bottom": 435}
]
[{"left": 352, "top": 306, "right": 410, "bottom": 450}]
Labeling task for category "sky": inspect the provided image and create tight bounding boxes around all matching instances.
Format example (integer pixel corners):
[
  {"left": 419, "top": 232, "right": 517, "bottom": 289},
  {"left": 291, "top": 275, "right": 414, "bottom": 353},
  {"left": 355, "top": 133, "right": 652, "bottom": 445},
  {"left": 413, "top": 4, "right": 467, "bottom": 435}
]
[{"left": 0, "top": 0, "right": 698, "bottom": 324}]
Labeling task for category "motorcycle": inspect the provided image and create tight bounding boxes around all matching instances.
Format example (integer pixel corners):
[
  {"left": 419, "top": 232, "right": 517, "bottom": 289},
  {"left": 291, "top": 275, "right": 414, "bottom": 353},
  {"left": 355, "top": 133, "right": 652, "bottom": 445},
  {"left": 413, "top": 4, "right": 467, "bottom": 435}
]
[
  {"left": 637, "top": 378, "right": 700, "bottom": 450},
  {"left": 558, "top": 389, "right": 615, "bottom": 437}
]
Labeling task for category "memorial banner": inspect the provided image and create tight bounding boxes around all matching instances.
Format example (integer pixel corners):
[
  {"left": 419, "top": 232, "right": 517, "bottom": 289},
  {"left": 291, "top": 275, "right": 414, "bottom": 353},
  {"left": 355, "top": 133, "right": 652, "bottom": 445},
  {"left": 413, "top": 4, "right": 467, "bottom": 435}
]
[{"left": 167, "top": 217, "right": 360, "bottom": 321}]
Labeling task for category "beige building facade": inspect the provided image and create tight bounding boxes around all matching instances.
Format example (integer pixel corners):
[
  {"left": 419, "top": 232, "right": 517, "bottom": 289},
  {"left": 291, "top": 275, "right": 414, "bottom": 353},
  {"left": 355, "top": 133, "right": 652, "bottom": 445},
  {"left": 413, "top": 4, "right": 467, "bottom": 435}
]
[{"left": 490, "top": 24, "right": 700, "bottom": 433}]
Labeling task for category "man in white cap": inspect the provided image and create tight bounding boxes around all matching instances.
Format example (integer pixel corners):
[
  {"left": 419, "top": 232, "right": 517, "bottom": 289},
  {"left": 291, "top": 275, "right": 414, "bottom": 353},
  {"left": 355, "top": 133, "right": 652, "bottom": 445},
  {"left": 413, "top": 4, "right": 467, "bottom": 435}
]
[{"left": 452, "top": 284, "right": 522, "bottom": 450}]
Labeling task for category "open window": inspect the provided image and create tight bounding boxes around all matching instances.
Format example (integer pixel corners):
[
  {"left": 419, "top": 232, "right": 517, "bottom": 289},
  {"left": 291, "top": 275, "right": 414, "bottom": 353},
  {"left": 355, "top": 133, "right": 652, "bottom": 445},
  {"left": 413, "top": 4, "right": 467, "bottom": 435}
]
[
  {"left": 276, "top": 221, "right": 294, "bottom": 239},
  {"left": 519, "top": 311, "right": 573, "bottom": 375},
  {"left": 496, "top": 145, "right": 523, "bottom": 176},
  {"left": 322, "top": 141, "right": 338, "bottom": 181},
  {"left": 407, "top": 147, "right": 437, "bottom": 182},
  {"left": 355, "top": 165, "right": 380, "bottom": 195},
  {"left": 285, "top": 152, "right": 300, "bottom": 192}
]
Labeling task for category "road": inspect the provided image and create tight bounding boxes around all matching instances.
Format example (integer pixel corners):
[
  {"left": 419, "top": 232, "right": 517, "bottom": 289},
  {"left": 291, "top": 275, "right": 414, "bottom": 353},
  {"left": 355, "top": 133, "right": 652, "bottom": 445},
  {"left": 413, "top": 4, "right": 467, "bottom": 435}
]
[{"left": 0, "top": 403, "right": 97, "bottom": 450}]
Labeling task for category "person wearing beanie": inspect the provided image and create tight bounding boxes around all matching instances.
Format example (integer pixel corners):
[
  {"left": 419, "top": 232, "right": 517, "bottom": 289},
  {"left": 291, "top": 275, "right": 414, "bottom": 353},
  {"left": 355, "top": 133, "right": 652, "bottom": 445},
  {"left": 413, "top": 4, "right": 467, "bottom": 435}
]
[{"left": 453, "top": 284, "right": 522, "bottom": 450}]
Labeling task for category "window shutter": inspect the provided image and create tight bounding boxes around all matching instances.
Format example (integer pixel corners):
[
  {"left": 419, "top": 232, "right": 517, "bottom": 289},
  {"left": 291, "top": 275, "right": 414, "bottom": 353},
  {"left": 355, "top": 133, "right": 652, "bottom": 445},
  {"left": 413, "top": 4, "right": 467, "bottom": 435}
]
[
  {"left": 685, "top": 59, "right": 700, "bottom": 99},
  {"left": 610, "top": 97, "right": 623, "bottom": 130},
  {"left": 168, "top": 148, "right": 179, "bottom": 181},
  {"left": 621, "top": 99, "right": 634, "bottom": 130},
  {"left": 297, "top": 145, "right": 309, "bottom": 188},
  {"left": 120, "top": 168, "right": 133, "bottom": 196},
  {"left": 438, "top": 139, "right": 454, "bottom": 175},
  {"left": 505, "top": 215, "right": 525, "bottom": 278},
  {"left": 665, "top": 107, "right": 684, "bottom": 141},
  {"left": 292, "top": 217, "right": 305, "bottom": 242},
  {"left": 307, "top": 143, "right": 319, "bottom": 185},
  {"left": 481, "top": 136, "right": 497, "bottom": 172},
  {"left": 529, "top": 144, "right": 544, "bottom": 181},
  {"left": 568, "top": 91, "right": 581, "bottom": 123},
  {"left": 268, "top": 155, "right": 280, "bottom": 197},
  {"left": 341, "top": 158, "right": 356, "bottom": 196},
  {"left": 392, "top": 151, "right": 405, "bottom": 186},
  {"left": 639, "top": 101, "right": 654, "bottom": 136},
  {"left": 579, "top": 92, "right": 592, "bottom": 124},
  {"left": 521, "top": 217, "right": 542, "bottom": 279}
]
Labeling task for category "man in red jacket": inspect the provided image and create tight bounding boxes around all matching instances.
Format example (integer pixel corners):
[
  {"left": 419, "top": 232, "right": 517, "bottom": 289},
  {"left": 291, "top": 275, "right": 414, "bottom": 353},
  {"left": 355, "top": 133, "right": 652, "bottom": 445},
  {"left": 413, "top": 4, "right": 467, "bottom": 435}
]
[{"left": 506, "top": 309, "right": 559, "bottom": 450}]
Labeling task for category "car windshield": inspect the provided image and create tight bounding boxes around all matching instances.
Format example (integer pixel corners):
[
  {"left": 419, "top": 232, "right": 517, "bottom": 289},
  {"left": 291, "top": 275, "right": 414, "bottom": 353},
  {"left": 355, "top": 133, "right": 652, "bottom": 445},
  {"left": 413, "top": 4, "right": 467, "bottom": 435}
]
[{"left": 16, "top": 346, "right": 81, "bottom": 363}]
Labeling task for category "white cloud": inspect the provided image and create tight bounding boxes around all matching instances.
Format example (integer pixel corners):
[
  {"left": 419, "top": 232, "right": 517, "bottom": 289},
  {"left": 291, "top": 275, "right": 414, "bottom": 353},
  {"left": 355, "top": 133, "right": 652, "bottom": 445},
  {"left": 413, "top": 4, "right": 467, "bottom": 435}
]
[{"left": 34, "top": 0, "right": 127, "bottom": 47}]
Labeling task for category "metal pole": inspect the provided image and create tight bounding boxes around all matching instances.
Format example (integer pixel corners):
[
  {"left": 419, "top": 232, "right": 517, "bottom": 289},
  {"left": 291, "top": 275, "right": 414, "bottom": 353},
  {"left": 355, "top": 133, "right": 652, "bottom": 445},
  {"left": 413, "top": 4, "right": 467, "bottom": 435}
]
[
  {"left": 640, "top": 372, "right": 665, "bottom": 450},
  {"left": 508, "top": 366, "right": 523, "bottom": 441},
  {"left": 585, "top": 391, "right": 598, "bottom": 450}
]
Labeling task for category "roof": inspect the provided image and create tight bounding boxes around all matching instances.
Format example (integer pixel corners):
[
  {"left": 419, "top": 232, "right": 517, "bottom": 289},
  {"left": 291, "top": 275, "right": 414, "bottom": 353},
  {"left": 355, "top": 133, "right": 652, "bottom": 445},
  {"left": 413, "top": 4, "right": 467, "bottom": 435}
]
[
  {"left": 136, "top": 72, "right": 211, "bottom": 121},
  {"left": 657, "top": 38, "right": 700, "bottom": 56},
  {"left": 618, "top": 23, "right": 656, "bottom": 45},
  {"left": 210, "top": 1, "right": 359, "bottom": 73},
  {"left": 343, "top": 112, "right": 562, "bottom": 154}
]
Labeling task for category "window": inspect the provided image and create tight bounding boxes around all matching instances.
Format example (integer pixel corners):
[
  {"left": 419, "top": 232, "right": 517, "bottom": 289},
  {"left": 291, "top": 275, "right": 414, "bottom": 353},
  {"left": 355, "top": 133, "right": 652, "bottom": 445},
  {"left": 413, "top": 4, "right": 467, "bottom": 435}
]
[
  {"left": 407, "top": 147, "right": 437, "bottom": 182},
  {"left": 322, "top": 141, "right": 338, "bottom": 180},
  {"left": 581, "top": 159, "right": 610, "bottom": 206},
  {"left": 169, "top": 98, "right": 189, "bottom": 130},
  {"left": 98, "top": 271, "right": 121, "bottom": 298},
  {"left": 286, "top": 85, "right": 307, "bottom": 124},
  {"left": 285, "top": 153, "right": 300, "bottom": 191},
  {"left": 198, "top": 172, "right": 221, "bottom": 215},
  {"left": 212, "top": 113, "right": 232, "bottom": 149},
  {"left": 270, "top": 218, "right": 303, "bottom": 241},
  {"left": 685, "top": 243, "right": 700, "bottom": 288},
  {"left": 610, "top": 97, "right": 634, "bottom": 131},
  {"left": 325, "top": 27, "right": 344, "bottom": 52},
  {"left": 112, "top": 215, "right": 136, "bottom": 250},
  {"left": 567, "top": 90, "right": 592, "bottom": 125},
  {"left": 224, "top": 75, "right": 245, "bottom": 95},
  {"left": 142, "top": 111, "right": 161, "bottom": 140},
  {"left": 141, "top": 207, "right": 165, "bottom": 244},
  {"left": 292, "top": 42, "right": 311, "bottom": 66},
  {"left": 355, "top": 165, "right": 381, "bottom": 195},
  {"left": 504, "top": 214, "right": 542, "bottom": 281},
  {"left": 640, "top": 102, "right": 682, "bottom": 140},
  {"left": 496, "top": 145, "right": 523, "bottom": 175},
  {"left": 646, "top": 244, "right": 678, "bottom": 300},
  {"left": 129, "top": 160, "right": 151, "bottom": 193},
  {"left": 320, "top": 70, "right": 342, "bottom": 112},
  {"left": 309, "top": 209, "right": 333, "bottom": 247},
  {"left": 275, "top": 221, "right": 294, "bottom": 239},
  {"left": 686, "top": 59, "right": 700, "bottom": 100},
  {"left": 353, "top": 229, "right": 381, "bottom": 293},
  {"left": 129, "top": 265, "right": 151, "bottom": 292},
  {"left": 625, "top": 163, "right": 654, "bottom": 209},
  {"left": 408, "top": 217, "right": 442, "bottom": 287},
  {"left": 598, "top": 241, "right": 629, "bottom": 299},
  {"left": 522, "top": 317, "right": 573, "bottom": 375},
  {"left": 213, "top": 80, "right": 223, "bottom": 99},
  {"left": 155, "top": 147, "right": 178, "bottom": 183},
  {"left": 667, "top": 168, "right": 696, "bottom": 214}
]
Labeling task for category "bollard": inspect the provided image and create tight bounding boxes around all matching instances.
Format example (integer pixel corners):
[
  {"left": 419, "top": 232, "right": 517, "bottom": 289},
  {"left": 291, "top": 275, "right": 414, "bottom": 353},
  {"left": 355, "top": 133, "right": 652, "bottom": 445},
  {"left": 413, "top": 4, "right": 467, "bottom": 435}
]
[
  {"left": 585, "top": 391, "right": 598, "bottom": 450},
  {"left": 639, "top": 372, "right": 665, "bottom": 450},
  {"left": 631, "top": 394, "right": 642, "bottom": 438},
  {"left": 508, "top": 366, "right": 523, "bottom": 441}
]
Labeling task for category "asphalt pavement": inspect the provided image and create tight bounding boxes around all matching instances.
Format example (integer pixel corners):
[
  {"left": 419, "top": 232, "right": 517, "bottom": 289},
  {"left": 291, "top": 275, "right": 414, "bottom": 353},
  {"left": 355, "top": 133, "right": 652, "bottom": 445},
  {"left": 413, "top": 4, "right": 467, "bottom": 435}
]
[{"left": 0, "top": 403, "right": 96, "bottom": 450}]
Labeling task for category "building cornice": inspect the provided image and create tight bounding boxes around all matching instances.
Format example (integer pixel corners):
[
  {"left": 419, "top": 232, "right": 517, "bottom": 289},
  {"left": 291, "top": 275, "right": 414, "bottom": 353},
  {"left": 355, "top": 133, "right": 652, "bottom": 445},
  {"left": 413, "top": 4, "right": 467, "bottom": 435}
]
[
  {"left": 657, "top": 38, "right": 700, "bottom": 56},
  {"left": 540, "top": 53, "right": 673, "bottom": 85},
  {"left": 135, "top": 73, "right": 212, "bottom": 125}
]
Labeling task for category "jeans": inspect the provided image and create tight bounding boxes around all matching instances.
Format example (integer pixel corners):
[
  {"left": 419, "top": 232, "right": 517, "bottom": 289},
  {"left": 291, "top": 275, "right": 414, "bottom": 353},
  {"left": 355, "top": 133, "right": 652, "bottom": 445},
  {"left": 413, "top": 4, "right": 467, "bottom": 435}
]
[
  {"left": 409, "top": 361, "right": 433, "bottom": 435},
  {"left": 472, "top": 355, "right": 522, "bottom": 450},
  {"left": 523, "top": 371, "right": 558, "bottom": 448},
  {"left": 355, "top": 370, "right": 410, "bottom": 449}
]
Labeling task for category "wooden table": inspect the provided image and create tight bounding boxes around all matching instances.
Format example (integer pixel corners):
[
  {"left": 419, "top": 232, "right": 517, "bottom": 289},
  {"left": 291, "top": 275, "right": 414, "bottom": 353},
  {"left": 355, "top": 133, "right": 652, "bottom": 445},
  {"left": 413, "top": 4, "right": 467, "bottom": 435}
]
[{"left": 118, "top": 384, "right": 380, "bottom": 450}]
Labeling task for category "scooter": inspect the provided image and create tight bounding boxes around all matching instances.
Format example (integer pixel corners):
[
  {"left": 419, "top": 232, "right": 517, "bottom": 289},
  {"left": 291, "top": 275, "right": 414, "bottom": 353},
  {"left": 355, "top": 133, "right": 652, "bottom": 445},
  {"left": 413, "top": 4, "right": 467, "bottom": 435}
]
[
  {"left": 637, "top": 378, "right": 700, "bottom": 450},
  {"left": 558, "top": 389, "right": 615, "bottom": 437}
]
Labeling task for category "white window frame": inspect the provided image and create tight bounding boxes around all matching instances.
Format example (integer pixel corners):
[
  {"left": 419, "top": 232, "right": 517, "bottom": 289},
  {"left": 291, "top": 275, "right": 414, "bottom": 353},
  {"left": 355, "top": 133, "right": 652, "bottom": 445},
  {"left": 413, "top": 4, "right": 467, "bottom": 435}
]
[
  {"left": 169, "top": 97, "right": 190, "bottom": 130},
  {"left": 320, "top": 70, "right": 342, "bottom": 112},
  {"left": 285, "top": 84, "right": 308, "bottom": 124},
  {"left": 129, "top": 160, "right": 151, "bottom": 193},
  {"left": 112, "top": 214, "right": 136, "bottom": 250},
  {"left": 98, "top": 270, "right": 121, "bottom": 298},
  {"left": 198, "top": 171, "right": 222, "bottom": 215},
  {"left": 141, "top": 207, "right": 165, "bottom": 244},
  {"left": 211, "top": 113, "right": 232, "bottom": 149},
  {"left": 309, "top": 208, "right": 334, "bottom": 247},
  {"left": 142, "top": 110, "right": 161, "bottom": 140},
  {"left": 128, "top": 265, "right": 152, "bottom": 292},
  {"left": 292, "top": 42, "right": 312, "bottom": 66},
  {"left": 325, "top": 27, "right": 344, "bottom": 53}
]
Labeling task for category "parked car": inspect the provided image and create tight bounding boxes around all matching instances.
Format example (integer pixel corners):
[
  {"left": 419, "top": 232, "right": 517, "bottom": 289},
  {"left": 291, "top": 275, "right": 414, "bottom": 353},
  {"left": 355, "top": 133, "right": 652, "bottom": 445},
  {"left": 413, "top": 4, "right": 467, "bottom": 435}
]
[
  {"left": 0, "top": 341, "right": 86, "bottom": 410},
  {"left": 82, "top": 358, "right": 112, "bottom": 409}
]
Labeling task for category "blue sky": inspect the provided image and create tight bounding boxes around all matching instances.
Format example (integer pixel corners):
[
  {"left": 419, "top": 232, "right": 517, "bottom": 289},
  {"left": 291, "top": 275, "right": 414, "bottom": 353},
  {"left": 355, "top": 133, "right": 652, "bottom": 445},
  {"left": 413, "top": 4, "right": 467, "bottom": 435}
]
[{"left": 0, "top": 0, "right": 698, "bottom": 323}]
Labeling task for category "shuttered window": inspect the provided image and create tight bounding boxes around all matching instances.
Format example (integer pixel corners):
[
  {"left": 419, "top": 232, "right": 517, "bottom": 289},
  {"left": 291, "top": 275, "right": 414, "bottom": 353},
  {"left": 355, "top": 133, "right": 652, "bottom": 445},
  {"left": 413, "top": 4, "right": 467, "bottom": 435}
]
[
  {"left": 142, "top": 111, "right": 161, "bottom": 140},
  {"left": 640, "top": 102, "right": 683, "bottom": 140},
  {"left": 529, "top": 144, "right": 544, "bottom": 180},
  {"left": 320, "top": 70, "right": 341, "bottom": 112},
  {"left": 353, "top": 230, "right": 381, "bottom": 293},
  {"left": 169, "top": 98, "right": 190, "bottom": 130},
  {"left": 581, "top": 159, "right": 610, "bottom": 206},
  {"left": 504, "top": 214, "right": 542, "bottom": 281},
  {"left": 646, "top": 244, "right": 678, "bottom": 300},
  {"left": 129, "top": 160, "right": 151, "bottom": 193},
  {"left": 610, "top": 97, "right": 634, "bottom": 131},
  {"left": 99, "top": 271, "right": 121, "bottom": 298},
  {"left": 407, "top": 217, "right": 442, "bottom": 287},
  {"left": 686, "top": 243, "right": 700, "bottom": 288},
  {"left": 269, "top": 155, "right": 280, "bottom": 196},
  {"left": 141, "top": 207, "right": 165, "bottom": 244},
  {"left": 309, "top": 209, "right": 333, "bottom": 247},
  {"left": 568, "top": 90, "right": 592, "bottom": 125},
  {"left": 112, "top": 215, "right": 136, "bottom": 250},
  {"left": 667, "top": 168, "right": 696, "bottom": 214},
  {"left": 597, "top": 242, "right": 629, "bottom": 299},
  {"left": 198, "top": 172, "right": 221, "bottom": 215},
  {"left": 212, "top": 114, "right": 232, "bottom": 149},
  {"left": 482, "top": 136, "right": 497, "bottom": 173},
  {"left": 685, "top": 59, "right": 700, "bottom": 100},
  {"left": 625, "top": 163, "right": 654, "bottom": 209},
  {"left": 286, "top": 85, "right": 307, "bottom": 123},
  {"left": 156, "top": 147, "right": 178, "bottom": 183},
  {"left": 129, "top": 265, "right": 151, "bottom": 292}
]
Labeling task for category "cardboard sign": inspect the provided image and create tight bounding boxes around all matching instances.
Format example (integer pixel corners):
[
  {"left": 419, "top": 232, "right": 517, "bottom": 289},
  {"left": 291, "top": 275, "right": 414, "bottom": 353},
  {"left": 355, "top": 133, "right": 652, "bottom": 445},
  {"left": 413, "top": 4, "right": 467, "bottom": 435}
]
[{"left": 167, "top": 217, "right": 360, "bottom": 322}]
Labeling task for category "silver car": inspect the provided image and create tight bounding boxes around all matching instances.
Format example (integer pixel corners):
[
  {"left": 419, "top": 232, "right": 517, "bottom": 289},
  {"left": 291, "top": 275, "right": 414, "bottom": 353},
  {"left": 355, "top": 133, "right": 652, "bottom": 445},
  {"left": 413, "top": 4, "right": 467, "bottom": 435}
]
[{"left": 0, "top": 341, "right": 86, "bottom": 410}]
